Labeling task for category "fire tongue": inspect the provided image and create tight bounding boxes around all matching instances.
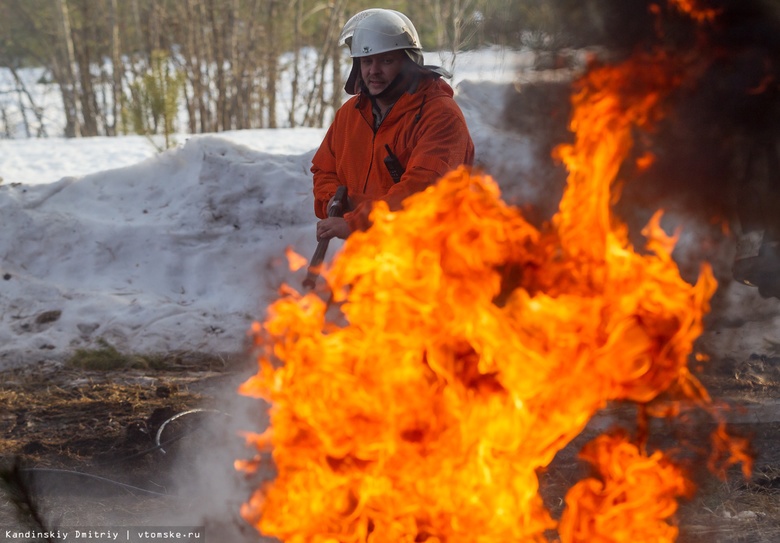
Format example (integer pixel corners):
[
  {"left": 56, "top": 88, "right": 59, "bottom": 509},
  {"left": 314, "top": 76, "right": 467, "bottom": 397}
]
[{"left": 237, "top": 43, "right": 749, "bottom": 543}]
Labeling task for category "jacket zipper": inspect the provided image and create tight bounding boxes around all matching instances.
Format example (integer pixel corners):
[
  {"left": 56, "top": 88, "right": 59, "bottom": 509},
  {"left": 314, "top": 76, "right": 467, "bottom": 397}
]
[
  {"left": 363, "top": 130, "right": 376, "bottom": 195},
  {"left": 360, "top": 107, "right": 376, "bottom": 195}
]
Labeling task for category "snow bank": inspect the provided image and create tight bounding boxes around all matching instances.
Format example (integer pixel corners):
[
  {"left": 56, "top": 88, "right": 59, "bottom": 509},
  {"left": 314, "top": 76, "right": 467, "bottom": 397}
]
[{"left": 0, "top": 136, "right": 327, "bottom": 366}]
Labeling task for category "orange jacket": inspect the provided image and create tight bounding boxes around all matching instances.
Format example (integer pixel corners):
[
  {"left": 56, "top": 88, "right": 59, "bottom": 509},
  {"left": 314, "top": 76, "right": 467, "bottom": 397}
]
[{"left": 311, "top": 75, "right": 474, "bottom": 232}]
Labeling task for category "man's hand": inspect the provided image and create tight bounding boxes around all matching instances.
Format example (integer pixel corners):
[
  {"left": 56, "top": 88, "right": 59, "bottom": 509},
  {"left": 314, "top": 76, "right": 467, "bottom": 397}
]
[{"left": 316, "top": 217, "right": 350, "bottom": 241}]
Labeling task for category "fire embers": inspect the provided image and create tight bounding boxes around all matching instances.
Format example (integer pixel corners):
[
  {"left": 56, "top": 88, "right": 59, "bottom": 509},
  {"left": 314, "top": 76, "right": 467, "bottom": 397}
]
[{"left": 237, "top": 163, "right": 740, "bottom": 542}]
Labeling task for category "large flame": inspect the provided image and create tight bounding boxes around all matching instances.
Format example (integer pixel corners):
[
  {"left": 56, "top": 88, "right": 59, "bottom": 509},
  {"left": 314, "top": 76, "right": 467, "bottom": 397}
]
[{"left": 237, "top": 8, "right": 750, "bottom": 543}]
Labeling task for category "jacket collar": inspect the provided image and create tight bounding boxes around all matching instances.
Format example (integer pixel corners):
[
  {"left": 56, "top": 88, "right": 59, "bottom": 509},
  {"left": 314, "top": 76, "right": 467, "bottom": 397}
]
[{"left": 354, "top": 75, "right": 452, "bottom": 124}]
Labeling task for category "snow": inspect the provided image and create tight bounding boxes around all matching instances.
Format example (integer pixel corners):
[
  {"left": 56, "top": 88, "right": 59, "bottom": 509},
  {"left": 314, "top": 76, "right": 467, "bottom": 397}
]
[
  {"left": 0, "top": 129, "right": 327, "bottom": 186},
  {"left": 0, "top": 47, "right": 778, "bottom": 370},
  {"left": 0, "top": 134, "right": 330, "bottom": 365}
]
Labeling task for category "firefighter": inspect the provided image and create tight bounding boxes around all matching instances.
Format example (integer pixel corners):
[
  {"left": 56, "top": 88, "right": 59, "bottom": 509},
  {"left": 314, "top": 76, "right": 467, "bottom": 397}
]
[{"left": 312, "top": 8, "right": 475, "bottom": 242}]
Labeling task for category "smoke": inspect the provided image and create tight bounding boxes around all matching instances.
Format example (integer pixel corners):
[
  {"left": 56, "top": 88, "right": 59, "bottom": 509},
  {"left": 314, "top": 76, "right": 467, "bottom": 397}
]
[
  {"left": 156, "top": 370, "right": 271, "bottom": 542},
  {"left": 504, "top": 0, "right": 780, "bottom": 282},
  {"left": 617, "top": 0, "right": 780, "bottom": 283},
  {"left": 617, "top": 0, "right": 780, "bottom": 224},
  {"left": 0, "top": 364, "right": 270, "bottom": 542}
]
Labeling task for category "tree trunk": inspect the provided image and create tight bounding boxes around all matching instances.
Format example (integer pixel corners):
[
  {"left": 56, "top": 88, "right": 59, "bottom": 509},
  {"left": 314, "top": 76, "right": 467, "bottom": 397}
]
[
  {"left": 55, "top": 0, "right": 81, "bottom": 137},
  {"left": 148, "top": 0, "right": 161, "bottom": 53},
  {"left": 206, "top": 0, "right": 228, "bottom": 131},
  {"left": 197, "top": 0, "right": 216, "bottom": 131},
  {"left": 173, "top": 0, "right": 197, "bottom": 133},
  {"left": 314, "top": 0, "right": 345, "bottom": 127},
  {"left": 9, "top": 66, "right": 48, "bottom": 137},
  {"left": 228, "top": 0, "right": 242, "bottom": 129},
  {"left": 73, "top": 0, "right": 99, "bottom": 137},
  {"left": 289, "top": 0, "right": 302, "bottom": 127},
  {"left": 330, "top": 28, "right": 342, "bottom": 122},
  {"left": 179, "top": 0, "right": 212, "bottom": 133},
  {"left": 108, "top": 0, "right": 123, "bottom": 136},
  {"left": 232, "top": 0, "right": 262, "bottom": 129},
  {"left": 265, "top": 0, "right": 278, "bottom": 128},
  {"left": 10, "top": 67, "right": 31, "bottom": 137}
]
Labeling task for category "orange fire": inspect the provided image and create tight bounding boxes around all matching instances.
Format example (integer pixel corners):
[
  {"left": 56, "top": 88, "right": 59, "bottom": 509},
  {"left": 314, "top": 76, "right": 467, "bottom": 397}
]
[
  {"left": 237, "top": 9, "right": 750, "bottom": 543},
  {"left": 668, "top": 0, "right": 721, "bottom": 22}
]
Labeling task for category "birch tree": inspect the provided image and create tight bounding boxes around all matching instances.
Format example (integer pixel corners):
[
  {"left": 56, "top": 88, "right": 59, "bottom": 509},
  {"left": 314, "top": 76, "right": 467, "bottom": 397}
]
[{"left": 54, "top": 0, "right": 80, "bottom": 137}]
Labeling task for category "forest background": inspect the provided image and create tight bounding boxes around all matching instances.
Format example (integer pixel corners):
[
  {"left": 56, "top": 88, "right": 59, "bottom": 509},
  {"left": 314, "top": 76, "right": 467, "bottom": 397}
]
[
  {"left": 5, "top": 0, "right": 780, "bottom": 143},
  {"left": 0, "top": 0, "right": 661, "bottom": 142}
]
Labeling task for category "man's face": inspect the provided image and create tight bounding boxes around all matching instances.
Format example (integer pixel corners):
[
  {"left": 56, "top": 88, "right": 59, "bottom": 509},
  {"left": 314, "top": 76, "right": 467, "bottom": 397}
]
[{"left": 360, "top": 50, "right": 407, "bottom": 96}]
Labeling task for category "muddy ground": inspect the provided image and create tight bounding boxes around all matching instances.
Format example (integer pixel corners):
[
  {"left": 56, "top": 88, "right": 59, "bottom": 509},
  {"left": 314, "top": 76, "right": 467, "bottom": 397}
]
[
  {"left": 0, "top": 353, "right": 267, "bottom": 542},
  {"left": 1, "top": 303, "right": 780, "bottom": 543}
]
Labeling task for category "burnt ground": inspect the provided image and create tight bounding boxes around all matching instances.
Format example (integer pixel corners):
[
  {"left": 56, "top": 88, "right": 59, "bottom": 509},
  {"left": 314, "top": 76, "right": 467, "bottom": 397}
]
[
  {"left": 1, "top": 317, "right": 780, "bottom": 543},
  {"left": 0, "top": 353, "right": 268, "bottom": 542},
  {"left": 540, "top": 350, "right": 780, "bottom": 543}
]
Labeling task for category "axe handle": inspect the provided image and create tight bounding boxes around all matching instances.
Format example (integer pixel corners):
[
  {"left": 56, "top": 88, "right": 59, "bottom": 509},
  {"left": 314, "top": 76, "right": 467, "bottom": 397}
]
[
  {"left": 302, "top": 240, "right": 331, "bottom": 289},
  {"left": 302, "top": 186, "right": 348, "bottom": 289}
]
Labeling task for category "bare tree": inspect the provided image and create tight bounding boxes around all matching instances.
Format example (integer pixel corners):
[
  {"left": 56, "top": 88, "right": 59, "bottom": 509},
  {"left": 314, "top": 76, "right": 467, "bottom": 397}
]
[
  {"left": 288, "top": 0, "right": 303, "bottom": 127},
  {"left": 265, "top": 0, "right": 280, "bottom": 128},
  {"left": 9, "top": 66, "right": 47, "bottom": 137},
  {"left": 302, "top": 0, "right": 346, "bottom": 126},
  {"left": 107, "top": 0, "right": 123, "bottom": 136},
  {"left": 3, "top": 0, "right": 514, "bottom": 138},
  {"left": 426, "top": 0, "right": 479, "bottom": 75},
  {"left": 53, "top": 0, "right": 80, "bottom": 137},
  {"left": 70, "top": 0, "right": 102, "bottom": 136}
]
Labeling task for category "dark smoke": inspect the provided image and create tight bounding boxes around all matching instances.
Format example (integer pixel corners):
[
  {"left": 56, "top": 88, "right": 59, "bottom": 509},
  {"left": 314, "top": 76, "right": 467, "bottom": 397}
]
[
  {"left": 615, "top": 0, "right": 780, "bottom": 236},
  {"left": 507, "top": 0, "right": 780, "bottom": 280},
  {"left": 580, "top": 0, "right": 780, "bottom": 232}
]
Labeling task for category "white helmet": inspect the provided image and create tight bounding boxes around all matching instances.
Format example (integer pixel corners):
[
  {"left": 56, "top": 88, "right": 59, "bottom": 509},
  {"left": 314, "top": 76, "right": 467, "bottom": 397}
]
[
  {"left": 339, "top": 9, "right": 421, "bottom": 58},
  {"left": 340, "top": 9, "right": 427, "bottom": 94}
]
